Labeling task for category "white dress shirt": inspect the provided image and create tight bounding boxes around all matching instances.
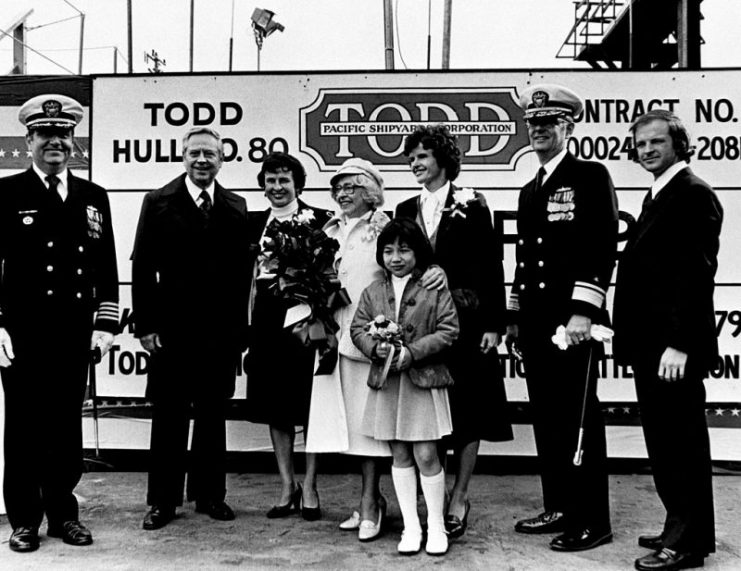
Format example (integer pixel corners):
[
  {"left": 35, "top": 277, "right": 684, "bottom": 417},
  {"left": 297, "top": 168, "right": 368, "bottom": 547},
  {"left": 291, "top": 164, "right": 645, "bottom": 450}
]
[
  {"left": 33, "top": 164, "right": 68, "bottom": 202},
  {"left": 184, "top": 176, "right": 215, "bottom": 208},
  {"left": 650, "top": 161, "right": 689, "bottom": 199},
  {"left": 420, "top": 181, "right": 451, "bottom": 237}
]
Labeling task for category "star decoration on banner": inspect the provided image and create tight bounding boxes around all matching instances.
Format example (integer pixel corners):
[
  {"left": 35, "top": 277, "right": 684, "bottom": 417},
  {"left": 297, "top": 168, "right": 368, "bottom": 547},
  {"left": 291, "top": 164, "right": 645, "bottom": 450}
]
[
  {"left": 622, "top": 406, "right": 631, "bottom": 414},
  {"left": 0, "top": 149, "right": 5, "bottom": 157},
  {"left": 71, "top": 151, "right": 77, "bottom": 158},
  {"left": 12, "top": 149, "right": 20, "bottom": 157},
  {"left": 26, "top": 150, "right": 32, "bottom": 157},
  {"left": 714, "top": 408, "right": 725, "bottom": 416},
  {"left": 607, "top": 407, "right": 616, "bottom": 414},
  {"left": 82, "top": 150, "right": 89, "bottom": 158},
  {"left": 731, "top": 409, "right": 740, "bottom": 417}
]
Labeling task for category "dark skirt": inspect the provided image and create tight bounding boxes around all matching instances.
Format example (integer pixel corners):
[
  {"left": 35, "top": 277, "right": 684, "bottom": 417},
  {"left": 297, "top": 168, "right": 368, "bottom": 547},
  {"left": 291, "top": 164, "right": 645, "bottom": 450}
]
[
  {"left": 244, "top": 281, "right": 316, "bottom": 428},
  {"left": 444, "top": 327, "right": 513, "bottom": 447}
]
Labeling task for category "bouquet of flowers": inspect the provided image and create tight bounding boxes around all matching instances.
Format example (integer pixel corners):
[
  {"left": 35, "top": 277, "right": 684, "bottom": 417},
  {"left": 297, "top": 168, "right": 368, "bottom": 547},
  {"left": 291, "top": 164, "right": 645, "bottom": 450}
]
[
  {"left": 365, "top": 314, "right": 403, "bottom": 387},
  {"left": 259, "top": 209, "right": 350, "bottom": 374}
]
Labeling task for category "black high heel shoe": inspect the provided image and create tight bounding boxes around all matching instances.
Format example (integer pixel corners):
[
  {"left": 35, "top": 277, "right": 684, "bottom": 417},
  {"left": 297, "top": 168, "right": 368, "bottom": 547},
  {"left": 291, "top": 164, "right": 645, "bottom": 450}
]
[
  {"left": 301, "top": 487, "right": 322, "bottom": 521},
  {"left": 266, "top": 483, "right": 302, "bottom": 519},
  {"left": 445, "top": 499, "right": 470, "bottom": 539}
]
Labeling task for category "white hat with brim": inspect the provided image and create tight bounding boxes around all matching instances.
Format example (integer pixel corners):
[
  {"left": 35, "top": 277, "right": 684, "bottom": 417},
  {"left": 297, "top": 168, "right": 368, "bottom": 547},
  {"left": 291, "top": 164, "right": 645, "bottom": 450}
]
[
  {"left": 330, "top": 157, "right": 384, "bottom": 189},
  {"left": 19, "top": 93, "right": 83, "bottom": 129},
  {"left": 520, "top": 84, "right": 583, "bottom": 121}
]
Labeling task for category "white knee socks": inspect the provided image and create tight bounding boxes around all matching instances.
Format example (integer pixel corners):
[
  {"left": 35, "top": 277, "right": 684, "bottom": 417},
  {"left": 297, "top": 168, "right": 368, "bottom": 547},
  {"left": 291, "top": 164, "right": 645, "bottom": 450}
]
[
  {"left": 391, "top": 465, "right": 421, "bottom": 533},
  {"left": 420, "top": 469, "right": 446, "bottom": 533}
]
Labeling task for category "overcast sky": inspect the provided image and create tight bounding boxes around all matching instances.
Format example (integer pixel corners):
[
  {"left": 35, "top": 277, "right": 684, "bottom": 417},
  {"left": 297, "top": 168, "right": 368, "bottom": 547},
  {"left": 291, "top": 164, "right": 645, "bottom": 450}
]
[{"left": 2, "top": 0, "right": 740, "bottom": 75}]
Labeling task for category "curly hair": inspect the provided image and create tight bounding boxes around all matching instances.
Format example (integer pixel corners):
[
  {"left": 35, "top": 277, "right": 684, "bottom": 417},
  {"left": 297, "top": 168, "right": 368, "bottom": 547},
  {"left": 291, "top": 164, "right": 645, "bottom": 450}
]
[
  {"left": 375, "top": 217, "right": 433, "bottom": 273},
  {"left": 403, "top": 124, "right": 462, "bottom": 181},
  {"left": 257, "top": 152, "right": 307, "bottom": 189},
  {"left": 630, "top": 109, "right": 695, "bottom": 162}
]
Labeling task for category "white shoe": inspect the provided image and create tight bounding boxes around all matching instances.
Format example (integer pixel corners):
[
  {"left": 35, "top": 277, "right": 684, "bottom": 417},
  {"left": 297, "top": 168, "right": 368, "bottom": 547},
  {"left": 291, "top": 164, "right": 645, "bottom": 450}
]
[
  {"left": 425, "top": 529, "right": 449, "bottom": 556},
  {"left": 338, "top": 510, "right": 361, "bottom": 531},
  {"left": 358, "top": 502, "right": 385, "bottom": 542},
  {"left": 397, "top": 528, "right": 423, "bottom": 555}
]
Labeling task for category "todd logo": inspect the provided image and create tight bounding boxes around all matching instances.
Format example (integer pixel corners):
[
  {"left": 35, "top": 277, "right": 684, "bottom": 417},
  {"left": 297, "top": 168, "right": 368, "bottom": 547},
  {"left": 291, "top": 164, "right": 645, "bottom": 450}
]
[{"left": 300, "top": 87, "right": 530, "bottom": 171}]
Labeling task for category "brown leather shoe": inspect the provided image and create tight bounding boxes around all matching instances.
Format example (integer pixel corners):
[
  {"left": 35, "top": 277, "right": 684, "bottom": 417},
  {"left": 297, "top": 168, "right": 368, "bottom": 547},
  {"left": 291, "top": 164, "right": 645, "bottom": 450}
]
[
  {"left": 514, "top": 511, "right": 566, "bottom": 534},
  {"left": 550, "top": 527, "right": 613, "bottom": 551},
  {"left": 634, "top": 548, "right": 706, "bottom": 570},
  {"left": 142, "top": 505, "right": 176, "bottom": 530},
  {"left": 195, "top": 500, "right": 235, "bottom": 521},
  {"left": 638, "top": 534, "right": 664, "bottom": 550},
  {"left": 9, "top": 527, "right": 40, "bottom": 553},
  {"left": 47, "top": 520, "right": 93, "bottom": 546}
]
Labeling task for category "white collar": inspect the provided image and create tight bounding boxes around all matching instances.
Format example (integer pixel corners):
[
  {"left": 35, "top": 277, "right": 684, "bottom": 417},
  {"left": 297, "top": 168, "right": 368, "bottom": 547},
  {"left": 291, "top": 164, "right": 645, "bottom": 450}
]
[
  {"left": 269, "top": 199, "right": 300, "bottom": 221},
  {"left": 421, "top": 180, "right": 451, "bottom": 205},
  {"left": 185, "top": 176, "right": 215, "bottom": 204},
  {"left": 651, "top": 161, "right": 689, "bottom": 197},
  {"left": 33, "top": 164, "right": 68, "bottom": 189},
  {"left": 539, "top": 147, "right": 569, "bottom": 184}
]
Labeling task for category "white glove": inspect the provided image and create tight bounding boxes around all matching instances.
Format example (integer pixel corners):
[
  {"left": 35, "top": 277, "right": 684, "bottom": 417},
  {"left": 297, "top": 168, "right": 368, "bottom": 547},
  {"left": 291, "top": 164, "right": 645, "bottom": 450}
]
[
  {"left": 91, "top": 330, "right": 115, "bottom": 357},
  {"left": 551, "top": 324, "right": 614, "bottom": 350},
  {"left": 0, "top": 327, "right": 14, "bottom": 367}
]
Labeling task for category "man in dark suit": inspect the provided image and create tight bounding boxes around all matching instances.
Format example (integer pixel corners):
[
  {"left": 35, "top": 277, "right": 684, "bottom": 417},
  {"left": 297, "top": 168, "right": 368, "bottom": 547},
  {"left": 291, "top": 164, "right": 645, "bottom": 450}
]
[
  {"left": 396, "top": 125, "right": 512, "bottom": 544},
  {"left": 132, "top": 126, "right": 251, "bottom": 530},
  {"left": 0, "top": 94, "right": 119, "bottom": 552},
  {"left": 613, "top": 110, "right": 721, "bottom": 571},
  {"left": 506, "top": 84, "right": 618, "bottom": 551}
]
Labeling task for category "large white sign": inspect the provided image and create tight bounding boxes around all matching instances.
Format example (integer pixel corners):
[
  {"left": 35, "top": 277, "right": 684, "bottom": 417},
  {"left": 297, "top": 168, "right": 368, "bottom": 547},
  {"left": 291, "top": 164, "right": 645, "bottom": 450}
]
[{"left": 88, "top": 71, "right": 741, "bottom": 459}]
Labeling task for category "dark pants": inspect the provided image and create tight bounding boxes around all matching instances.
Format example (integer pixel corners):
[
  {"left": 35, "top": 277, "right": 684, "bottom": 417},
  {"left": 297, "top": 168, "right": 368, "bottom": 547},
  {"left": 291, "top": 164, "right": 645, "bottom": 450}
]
[
  {"left": 2, "top": 325, "right": 91, "bottom": 530},
  {"left": 523, "top": 339, "right": 611, "bottom": 532},
  {"left": 145, "top": 344, "right": 236, "bottom": 508},
  {"left": 633, "top": 355, "right": 715, "bottom": 554}
]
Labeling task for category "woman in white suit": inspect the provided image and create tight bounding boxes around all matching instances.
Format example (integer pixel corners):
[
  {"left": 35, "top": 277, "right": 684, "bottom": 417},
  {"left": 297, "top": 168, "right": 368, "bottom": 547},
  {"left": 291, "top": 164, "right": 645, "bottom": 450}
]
[{"left": 306, "top": 158, "right": 391, "bottom": 541}]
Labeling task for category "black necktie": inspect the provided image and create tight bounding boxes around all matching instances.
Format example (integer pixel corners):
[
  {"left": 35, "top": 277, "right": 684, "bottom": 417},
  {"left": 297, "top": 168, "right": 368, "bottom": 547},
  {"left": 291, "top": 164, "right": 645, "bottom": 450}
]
[
  {"left": 642, "top": 189, "right": 654, "bottom": 210},
  {"left": 534, "top": 166, "right": 546, "bottom": 193},
  {"left": 46, "top": 174, "right": 62, "bottom": 204},
  {"left": 199, "top": 190, "right": 212, "bottom": 215}
]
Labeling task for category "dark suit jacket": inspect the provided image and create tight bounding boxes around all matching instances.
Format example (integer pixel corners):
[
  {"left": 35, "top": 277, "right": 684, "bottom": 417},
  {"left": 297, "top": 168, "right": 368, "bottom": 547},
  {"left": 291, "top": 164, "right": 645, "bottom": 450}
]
[
  {"left": 613, "top": 166, "right": 723, "bottom": 376},
  {"left": 131, "top": 173, "right": 251, "bottom": 397},
  {"left": 0, "top": 168, "right": 119, "bottom": 335},
  {"left": 510, "top": 152, "right": 619, "bottom": 346},
  {"left": 395, "top": 185, "right": 505, "bottom": 339}
]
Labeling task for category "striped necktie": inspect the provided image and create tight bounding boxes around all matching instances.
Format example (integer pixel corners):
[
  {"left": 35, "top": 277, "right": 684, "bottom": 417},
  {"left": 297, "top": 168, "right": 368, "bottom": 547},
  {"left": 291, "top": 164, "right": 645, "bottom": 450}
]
[{"left": 199, "top": 190, "right": 212, "bottom": 215}]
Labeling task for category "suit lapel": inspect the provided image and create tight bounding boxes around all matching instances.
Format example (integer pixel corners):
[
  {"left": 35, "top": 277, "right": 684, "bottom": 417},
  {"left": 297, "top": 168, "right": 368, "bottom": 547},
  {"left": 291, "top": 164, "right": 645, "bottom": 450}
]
[{"left": 631, "top": 169, "right": 688, "bottom": 248}]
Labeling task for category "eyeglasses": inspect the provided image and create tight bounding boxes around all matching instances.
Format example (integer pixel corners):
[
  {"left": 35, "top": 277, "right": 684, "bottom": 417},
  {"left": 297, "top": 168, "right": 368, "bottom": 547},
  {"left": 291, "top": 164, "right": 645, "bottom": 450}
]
[{"left": 332, "top": 184, "right": 360, "bottom": 195}]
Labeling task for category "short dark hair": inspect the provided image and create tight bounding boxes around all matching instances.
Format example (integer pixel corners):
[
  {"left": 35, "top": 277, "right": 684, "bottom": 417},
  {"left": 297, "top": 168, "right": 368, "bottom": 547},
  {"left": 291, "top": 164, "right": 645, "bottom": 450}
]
[
  {"left": 257, "top": 152, "right": 307, "bottom": 189},
  {"left": 403, "top": 124, "right": 461, "bottom": 181},
  {"left": 375, "top": 217, "right": 433, "bottom": 273},
  {"left": 629, "top": 109, "right": 694, "bottom": 162}
]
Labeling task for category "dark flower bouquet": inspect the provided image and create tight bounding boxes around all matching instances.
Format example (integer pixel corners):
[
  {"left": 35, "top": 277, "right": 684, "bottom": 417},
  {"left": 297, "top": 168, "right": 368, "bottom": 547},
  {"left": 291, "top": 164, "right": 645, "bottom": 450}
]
[{"left": 259, "top": 209, "right": 350, "bottom": 374}]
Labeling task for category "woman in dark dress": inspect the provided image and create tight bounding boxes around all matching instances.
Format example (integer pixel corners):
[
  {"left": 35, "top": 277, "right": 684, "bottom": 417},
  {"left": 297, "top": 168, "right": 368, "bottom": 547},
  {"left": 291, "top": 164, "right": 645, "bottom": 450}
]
[
  {"left": 395, "top": 125, "right": 513, "bottom": 539},
  {"left": 245, "top": 153, "right": 331, "bottom": 520}
]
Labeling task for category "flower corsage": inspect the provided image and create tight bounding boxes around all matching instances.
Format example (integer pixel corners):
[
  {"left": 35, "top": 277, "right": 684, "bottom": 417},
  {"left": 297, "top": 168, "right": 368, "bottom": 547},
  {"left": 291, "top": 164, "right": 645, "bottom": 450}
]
[
  {"left": 445, "top": 187, "right": 479, "bottom": 219},
  {"left": 361, "top": 210, "right": 390, "bottom": 243}
]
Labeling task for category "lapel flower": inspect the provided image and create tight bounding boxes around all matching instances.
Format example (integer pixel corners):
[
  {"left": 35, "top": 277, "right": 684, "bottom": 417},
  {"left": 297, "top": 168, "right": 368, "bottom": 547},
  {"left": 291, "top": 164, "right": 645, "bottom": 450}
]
[
  {"left": 362, "top": 210, "right": 390, "bottom": 242},
  {"left": 446, "top": 187, "right": 478, "bottom": 219},
  {"left": 295, "top": 209, "right": 315, "bottom": 225}
]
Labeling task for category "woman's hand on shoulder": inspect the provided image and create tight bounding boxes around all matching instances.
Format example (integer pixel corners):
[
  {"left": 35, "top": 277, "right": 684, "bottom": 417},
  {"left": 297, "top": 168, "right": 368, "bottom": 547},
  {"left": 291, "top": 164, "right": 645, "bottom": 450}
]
[{"left": 420, "top": 265, "right": 447, "bottom": 291}]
